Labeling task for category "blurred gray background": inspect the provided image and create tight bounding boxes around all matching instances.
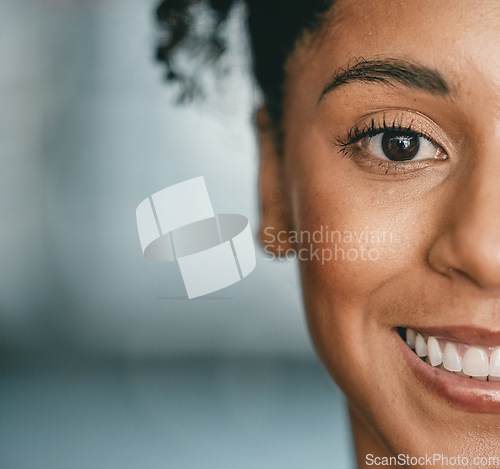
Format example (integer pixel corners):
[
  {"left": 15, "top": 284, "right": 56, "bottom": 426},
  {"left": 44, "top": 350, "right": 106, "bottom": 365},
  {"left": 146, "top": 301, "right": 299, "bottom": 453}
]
[{"left": 0, "top": 0, "right": 354, "bottom": 467}]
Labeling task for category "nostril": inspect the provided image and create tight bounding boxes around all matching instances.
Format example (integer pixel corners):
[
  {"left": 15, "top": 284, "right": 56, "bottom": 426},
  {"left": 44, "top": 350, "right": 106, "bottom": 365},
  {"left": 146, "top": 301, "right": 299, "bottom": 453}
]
[
  {"left": 428, "top": 229, "right": 500, "bottom": 290},
  {"left": 447, "top": 260, "right": 500, "bottom": 290},
  {"left": 446, "top": 266, "right": 477, "bottom": 285}
]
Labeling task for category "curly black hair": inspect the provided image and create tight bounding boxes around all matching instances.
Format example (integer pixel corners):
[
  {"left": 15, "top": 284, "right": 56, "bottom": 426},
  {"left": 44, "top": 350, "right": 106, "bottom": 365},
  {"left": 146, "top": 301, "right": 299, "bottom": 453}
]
[{"left": 155, "top": 0, "right": 333, "bottom": 126}]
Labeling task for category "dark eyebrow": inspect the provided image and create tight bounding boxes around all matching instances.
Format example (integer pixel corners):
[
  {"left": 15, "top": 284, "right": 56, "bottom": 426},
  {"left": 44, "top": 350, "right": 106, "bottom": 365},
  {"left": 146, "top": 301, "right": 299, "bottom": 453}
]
[{"left": 319, "top": 58, "right": 451, "bottom": 101}]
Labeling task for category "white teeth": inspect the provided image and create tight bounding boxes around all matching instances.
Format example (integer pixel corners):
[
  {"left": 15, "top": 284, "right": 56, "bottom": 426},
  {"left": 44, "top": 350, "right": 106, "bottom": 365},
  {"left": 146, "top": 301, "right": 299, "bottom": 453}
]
[
  {"left": 427, "top": 337, "right": 443, "bottom": 366},
  {"left": 489, "top": 348, "right": 500, "bottom": 377},
  {"left": 404, "top": 328, "right": 500, "bottom": 381},
  {"left": 472, "top": 376, "right": 487, "bottom": 381},
  {"left": 443, "top": 342, "right": 462, "bottom": 372},
  {"left": 463, "top": 347, "right": 489, "bottom": 378},
  {"left": 406, "top": 329, "right": 416, "bottom": 349},
  {"left": 415, "top": 333, "right": 427, "bottom": 357}
]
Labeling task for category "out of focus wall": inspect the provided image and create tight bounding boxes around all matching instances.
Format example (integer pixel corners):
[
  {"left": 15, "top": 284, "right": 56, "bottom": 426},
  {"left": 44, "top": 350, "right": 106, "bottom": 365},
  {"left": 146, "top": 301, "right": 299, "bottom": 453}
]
[{"left": 0, "top": 0, "right": 314, "bottom": 359}]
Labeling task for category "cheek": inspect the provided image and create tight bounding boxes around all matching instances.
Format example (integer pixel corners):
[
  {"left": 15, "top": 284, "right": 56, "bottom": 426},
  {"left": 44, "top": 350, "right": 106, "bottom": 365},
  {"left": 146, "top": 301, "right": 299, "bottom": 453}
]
[
  {"left": 287, "top": 143, "right": 425, "bottom": 303},
  {"left": 283, "top": 133, "right": 442, "bottom": 380}
]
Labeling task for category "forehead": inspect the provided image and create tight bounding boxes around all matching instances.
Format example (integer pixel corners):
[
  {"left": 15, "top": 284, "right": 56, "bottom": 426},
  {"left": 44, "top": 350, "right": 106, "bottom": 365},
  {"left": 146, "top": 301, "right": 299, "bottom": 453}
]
[{"left": 284, "top": 0, "right": 500, "bottom": 113}]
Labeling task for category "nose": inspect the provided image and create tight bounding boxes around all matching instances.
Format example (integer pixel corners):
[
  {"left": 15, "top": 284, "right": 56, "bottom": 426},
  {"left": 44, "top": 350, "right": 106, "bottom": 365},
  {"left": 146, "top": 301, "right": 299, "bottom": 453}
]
[{"left": 428, "top": 156, "right": 500, "bottom": 290}]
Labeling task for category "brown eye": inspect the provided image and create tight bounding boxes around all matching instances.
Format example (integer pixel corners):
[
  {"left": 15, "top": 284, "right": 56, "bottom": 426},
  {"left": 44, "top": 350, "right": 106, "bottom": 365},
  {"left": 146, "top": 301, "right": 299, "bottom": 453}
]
[
  {"left": 361, "top": 129, "right": 443, "bottom": 163},
  {"left": 381, "top": 131, "right": 419, "bottom": 161}
]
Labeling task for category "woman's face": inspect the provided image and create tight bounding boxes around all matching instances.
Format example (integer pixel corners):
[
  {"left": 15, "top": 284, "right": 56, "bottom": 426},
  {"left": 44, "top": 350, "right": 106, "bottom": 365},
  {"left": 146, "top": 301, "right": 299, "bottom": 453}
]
[{"left": 259, "top": 0, "right": 500, "bottom": 465}]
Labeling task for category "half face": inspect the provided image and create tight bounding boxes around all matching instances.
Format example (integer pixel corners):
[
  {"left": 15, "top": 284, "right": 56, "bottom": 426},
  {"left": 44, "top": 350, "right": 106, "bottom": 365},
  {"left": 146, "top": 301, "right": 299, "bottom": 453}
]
[{"left": 259, "top": 0, "right": 500, "bottom": 465}]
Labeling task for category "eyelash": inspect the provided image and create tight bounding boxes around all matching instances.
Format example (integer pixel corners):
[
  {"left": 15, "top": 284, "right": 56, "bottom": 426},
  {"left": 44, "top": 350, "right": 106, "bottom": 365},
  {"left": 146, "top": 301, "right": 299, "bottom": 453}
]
[{"left": 334, "top": 117, "right": 441, "bottom": 174}]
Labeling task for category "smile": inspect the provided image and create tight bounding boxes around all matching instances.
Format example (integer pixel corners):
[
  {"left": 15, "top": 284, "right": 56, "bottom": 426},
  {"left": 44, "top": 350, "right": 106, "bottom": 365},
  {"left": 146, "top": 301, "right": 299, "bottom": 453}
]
[
  {"left": 395, "top": 326, "right": 500, "bottom": 412},
  {"left": 401, "top": 327, "right": 500, "bottom": 381}
]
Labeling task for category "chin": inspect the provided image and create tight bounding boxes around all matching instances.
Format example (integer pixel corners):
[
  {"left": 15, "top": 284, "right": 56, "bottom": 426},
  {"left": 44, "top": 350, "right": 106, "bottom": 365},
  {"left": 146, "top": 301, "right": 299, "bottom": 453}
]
[{"left": 301, "top": 264, "right": 500, "bottom": 466}]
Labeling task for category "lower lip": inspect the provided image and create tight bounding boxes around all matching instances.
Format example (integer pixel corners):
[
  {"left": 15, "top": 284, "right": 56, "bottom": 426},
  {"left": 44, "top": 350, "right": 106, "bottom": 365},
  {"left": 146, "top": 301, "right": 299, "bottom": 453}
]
[{"left": 395, "top": 329, "right": 500, "bottom": 413}]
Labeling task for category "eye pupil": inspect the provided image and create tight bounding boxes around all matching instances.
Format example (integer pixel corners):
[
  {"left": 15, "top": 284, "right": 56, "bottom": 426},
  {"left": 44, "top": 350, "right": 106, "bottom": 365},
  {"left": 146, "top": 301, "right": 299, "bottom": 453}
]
[{"left": 381, "top": 130, "right": 420, "bottom": 161}]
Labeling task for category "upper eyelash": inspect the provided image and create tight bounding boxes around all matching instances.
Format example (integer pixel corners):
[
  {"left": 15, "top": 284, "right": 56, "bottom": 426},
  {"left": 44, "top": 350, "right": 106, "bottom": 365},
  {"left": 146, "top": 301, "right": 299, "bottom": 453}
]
[{"left": 334, "top": 116, "right": 432, "bottom": 156}]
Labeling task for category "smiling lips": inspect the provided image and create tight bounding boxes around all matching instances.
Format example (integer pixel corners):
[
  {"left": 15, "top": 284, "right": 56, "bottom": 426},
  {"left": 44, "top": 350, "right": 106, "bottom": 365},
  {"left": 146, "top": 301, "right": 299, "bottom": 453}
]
[{"left": 404, "top": 328, "right": 500, "bottom": 381}]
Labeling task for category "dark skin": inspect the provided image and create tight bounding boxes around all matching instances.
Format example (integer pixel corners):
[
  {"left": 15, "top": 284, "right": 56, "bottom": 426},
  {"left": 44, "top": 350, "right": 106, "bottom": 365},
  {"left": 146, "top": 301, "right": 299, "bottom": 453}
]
[{"left": 258, "top": 0, "right": 500, "bottom": 467}]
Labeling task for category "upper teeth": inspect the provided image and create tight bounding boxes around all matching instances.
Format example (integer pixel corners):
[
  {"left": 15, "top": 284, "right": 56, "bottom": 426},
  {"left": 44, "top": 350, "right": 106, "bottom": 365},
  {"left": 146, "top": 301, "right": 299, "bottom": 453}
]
[{"left": 405, "top": 328, "right": 500, "bottom": 381}]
